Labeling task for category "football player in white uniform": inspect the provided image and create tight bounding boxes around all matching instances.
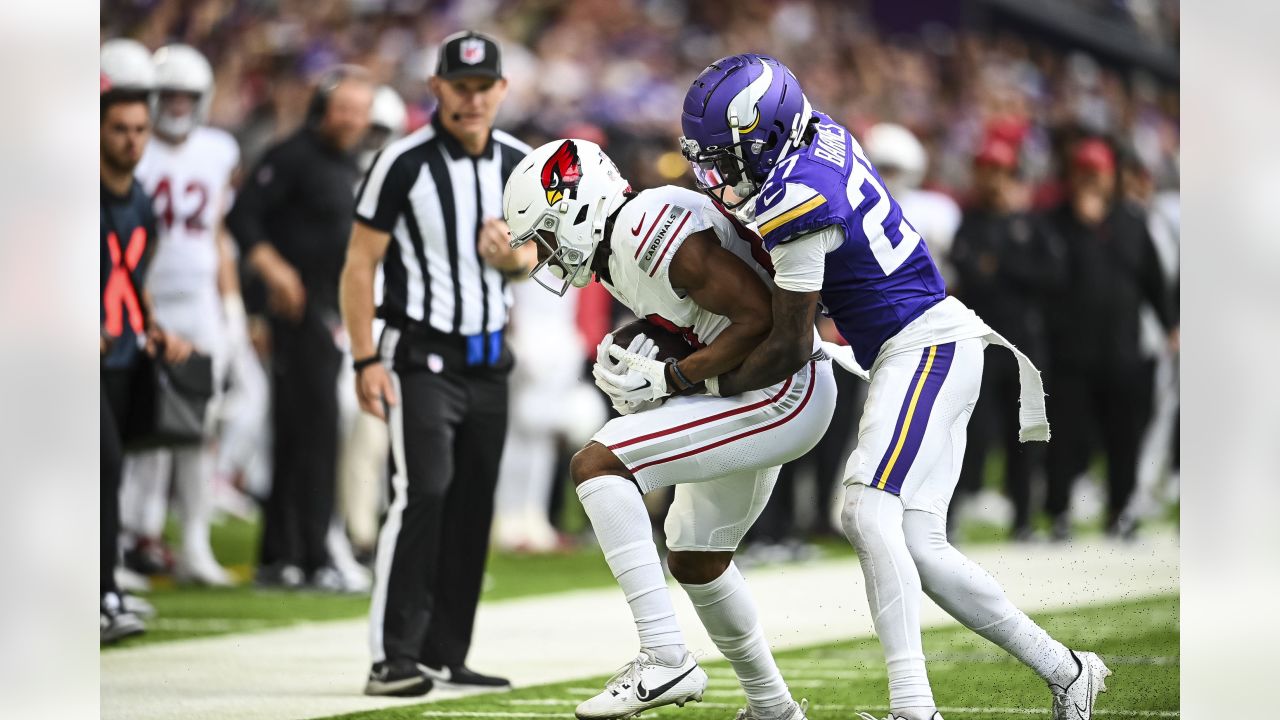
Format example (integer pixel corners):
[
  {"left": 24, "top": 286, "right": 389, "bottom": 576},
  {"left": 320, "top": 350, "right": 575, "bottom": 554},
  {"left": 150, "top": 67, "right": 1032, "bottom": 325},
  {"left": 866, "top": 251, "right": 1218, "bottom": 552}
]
[
  {"left": 123, "top": 44, "right": 242, "bottom": 586},
  {"left": 504, "top": 139, "right": 838, "bottom": 720},
  {"left": 862, "top": 124, "right": 962, "bottom": 288}
]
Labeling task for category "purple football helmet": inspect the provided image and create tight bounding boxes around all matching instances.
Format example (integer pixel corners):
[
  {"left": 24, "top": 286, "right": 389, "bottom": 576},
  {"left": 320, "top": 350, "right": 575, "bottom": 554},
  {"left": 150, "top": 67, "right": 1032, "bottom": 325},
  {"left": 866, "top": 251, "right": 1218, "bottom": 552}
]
[{"left": 680, "top": 54, "right": 813, "bottom": 212}]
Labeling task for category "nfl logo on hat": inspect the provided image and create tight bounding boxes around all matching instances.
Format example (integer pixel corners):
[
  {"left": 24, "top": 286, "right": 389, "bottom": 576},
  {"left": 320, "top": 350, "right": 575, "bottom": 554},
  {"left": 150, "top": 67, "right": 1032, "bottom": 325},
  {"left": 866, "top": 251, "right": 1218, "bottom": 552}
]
[{"left": 460, "top": 38, "right": 485, "bottom": 65}]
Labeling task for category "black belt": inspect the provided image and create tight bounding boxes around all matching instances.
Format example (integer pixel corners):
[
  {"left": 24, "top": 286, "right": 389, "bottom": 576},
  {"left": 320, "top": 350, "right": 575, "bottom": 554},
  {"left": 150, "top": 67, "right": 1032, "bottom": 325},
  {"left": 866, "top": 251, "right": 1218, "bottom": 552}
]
[{"left": 385, "top": 319, "right": 509, "bottom": 371}]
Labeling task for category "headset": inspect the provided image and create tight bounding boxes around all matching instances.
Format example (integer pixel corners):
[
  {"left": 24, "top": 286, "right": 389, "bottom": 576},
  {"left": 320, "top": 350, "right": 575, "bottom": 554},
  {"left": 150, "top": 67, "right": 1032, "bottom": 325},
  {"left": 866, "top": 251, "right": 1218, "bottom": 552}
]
[{"left": 306, "top": 64, "right": 372, "bottom": 127}]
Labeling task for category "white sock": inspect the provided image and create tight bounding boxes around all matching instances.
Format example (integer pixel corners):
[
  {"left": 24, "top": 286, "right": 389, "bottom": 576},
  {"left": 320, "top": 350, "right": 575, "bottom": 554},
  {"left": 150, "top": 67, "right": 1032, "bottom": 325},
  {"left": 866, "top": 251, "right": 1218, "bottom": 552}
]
[
  {"left": 902, "top": 509, "right": 1076, "bottom": 688},
  {"left": 840, "top": 483, "right": 934, "bottom": 712},
  {"left": 577, "top": 476, "right": 685, "bottom": 662},
  {"left": 681, "top": 562, "right": 791, "bottom": 712},
  {"left": 175, "top": 444, "right": 217, "bottom": 563}
]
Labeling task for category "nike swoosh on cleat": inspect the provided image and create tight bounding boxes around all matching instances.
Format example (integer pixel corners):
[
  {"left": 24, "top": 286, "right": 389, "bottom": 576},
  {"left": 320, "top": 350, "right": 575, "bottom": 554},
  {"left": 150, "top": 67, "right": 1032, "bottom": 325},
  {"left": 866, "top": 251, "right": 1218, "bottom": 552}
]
[
  {"left": 631, "top": 214, "right": 647, "bottom": 235},
  {"left": 635, "top": 665, "right": 697, "bottom": 702}
]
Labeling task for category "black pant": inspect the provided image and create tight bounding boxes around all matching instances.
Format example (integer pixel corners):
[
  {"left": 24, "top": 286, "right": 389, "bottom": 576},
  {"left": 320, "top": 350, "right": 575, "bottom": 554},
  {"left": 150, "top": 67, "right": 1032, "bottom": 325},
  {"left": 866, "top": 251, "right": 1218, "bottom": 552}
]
[
  {"left": 957, "top": 348, "right": 1044, "bottom": 531},
  {"left": 1045, "top": 364, "right": 1148, "bottom": 525},
  {"left": 749, "top": 366, "right": 864, "bottom": 542},
  {"left": 102, "top": 364, "right": 145, "bottom": 596},
  {"left": 259, "top": 316, "right": 342, "bottom": 575},
  {"left": 373, "top": 330, "right": 510, "bottom": 667}
]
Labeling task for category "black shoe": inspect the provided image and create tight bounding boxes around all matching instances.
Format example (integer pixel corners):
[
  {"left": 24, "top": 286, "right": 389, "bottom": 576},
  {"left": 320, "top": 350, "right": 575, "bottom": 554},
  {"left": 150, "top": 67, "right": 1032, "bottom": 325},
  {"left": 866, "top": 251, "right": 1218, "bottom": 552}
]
[
  {"left": 365, "top": 659, "right": 433, "bottom": 697},
  {"left": 124, "top": 537, "right": 174, "bottom": 576},
  {"left": 421, "top": 664, "right": 511, "bottom": 688},
  {"left": 101, "top": 592, "right": 146, "bottom": 645},
  {"left": 1106, "top": 514, "right": 1140, "bottom": 541},
  {"left": 1050, "top": 515, "right": 1073, "bottom": 543},
  {"left": 1011, "top": 525, "right": 1036, "bottom": 543},
  {"left": 254, "top": 563, "right": 305, "bottom": 590}
]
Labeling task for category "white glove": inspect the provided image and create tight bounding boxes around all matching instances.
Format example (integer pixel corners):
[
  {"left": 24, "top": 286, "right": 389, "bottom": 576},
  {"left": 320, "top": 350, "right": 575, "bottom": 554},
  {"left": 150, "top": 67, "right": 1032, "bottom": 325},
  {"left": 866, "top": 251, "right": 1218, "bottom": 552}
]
[
  {"left": 819, "top": 340, "right": 870, "bottom": 381},
  {"left": 598, "top": 343, "right": 671, "bottom": 403},
  {"left": 593, "top": 333, "right": 662, "bottom": 415}
]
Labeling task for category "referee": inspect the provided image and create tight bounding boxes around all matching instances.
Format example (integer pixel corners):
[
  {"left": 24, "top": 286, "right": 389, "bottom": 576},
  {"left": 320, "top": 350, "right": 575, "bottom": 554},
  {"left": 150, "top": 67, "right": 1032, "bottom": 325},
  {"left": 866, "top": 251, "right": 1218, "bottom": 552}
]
[{"left": 340, "top": 31, "right": 535, "bottom": 697}]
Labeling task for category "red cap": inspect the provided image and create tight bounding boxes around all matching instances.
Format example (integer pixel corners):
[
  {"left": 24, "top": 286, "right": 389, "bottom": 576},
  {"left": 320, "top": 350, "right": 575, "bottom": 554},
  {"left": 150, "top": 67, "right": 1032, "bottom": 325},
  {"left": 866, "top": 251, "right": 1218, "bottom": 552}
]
[
  {"left": 1072, "top": 138, "right": 1115, "bottom": 174},
  {"left": 974, "top": 137, "right": 1018, "bottom": 170},
  {"left": 986, "top": 117, "right": 1028, "bottom": 147}
]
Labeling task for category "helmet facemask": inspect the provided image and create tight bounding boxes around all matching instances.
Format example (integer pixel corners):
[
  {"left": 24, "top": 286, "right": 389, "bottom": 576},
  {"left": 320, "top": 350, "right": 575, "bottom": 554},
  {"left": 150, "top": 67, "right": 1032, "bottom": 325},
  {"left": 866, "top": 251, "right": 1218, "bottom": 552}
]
[
  {"left": 680, "top": 131, "right": 767, "bottom": 217},
  {"left": 155, "top": 89, "right": 202, "bottom": 140},
  {"left": 510, "top": 205, "right": 598, "bottom": 297}
]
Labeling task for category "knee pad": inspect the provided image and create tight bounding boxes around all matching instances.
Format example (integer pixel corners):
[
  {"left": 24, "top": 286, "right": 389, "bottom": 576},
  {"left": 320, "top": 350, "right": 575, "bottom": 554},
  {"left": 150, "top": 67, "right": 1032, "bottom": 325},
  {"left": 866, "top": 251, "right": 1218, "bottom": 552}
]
[
  {"left": 840, "top": 482, "right": 905, "bottom": 556},
  {"left": 902, "top": 509, "right": 951, "bottom": 584}
]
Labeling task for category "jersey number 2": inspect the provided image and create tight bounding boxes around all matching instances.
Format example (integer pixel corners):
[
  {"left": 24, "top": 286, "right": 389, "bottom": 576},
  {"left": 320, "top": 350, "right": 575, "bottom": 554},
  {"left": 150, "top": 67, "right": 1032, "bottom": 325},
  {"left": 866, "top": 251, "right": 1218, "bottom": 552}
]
[
  {"left": 845, "top": 146, "right": 922, "bottom": 275},
  {"left": 153, "top": 177, "right": 209, "bottom": 234}
]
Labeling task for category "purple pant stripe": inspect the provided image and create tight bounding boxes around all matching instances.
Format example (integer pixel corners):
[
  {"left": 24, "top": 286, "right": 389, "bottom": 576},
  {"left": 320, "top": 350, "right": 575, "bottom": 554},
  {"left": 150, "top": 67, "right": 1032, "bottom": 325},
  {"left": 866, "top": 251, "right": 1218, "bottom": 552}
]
[{"left": 874, "top": 343, "right": 957, "bottom": 495}]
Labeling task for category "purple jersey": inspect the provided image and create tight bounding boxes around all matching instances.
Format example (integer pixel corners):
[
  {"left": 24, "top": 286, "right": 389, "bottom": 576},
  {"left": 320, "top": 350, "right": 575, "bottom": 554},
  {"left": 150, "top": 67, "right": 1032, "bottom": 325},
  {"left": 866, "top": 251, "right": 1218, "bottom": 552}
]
[{"left": 754, "top": 112, "right": 947, "bottom": 367}]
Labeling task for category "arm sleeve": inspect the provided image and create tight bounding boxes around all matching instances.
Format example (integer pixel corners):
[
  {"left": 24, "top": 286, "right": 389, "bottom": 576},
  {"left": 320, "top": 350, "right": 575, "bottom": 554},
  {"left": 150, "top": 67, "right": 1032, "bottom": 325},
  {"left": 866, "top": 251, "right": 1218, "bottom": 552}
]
[
  {"left": 354, "top": 150, "right": 414, "bottom": 232},
  {"left": 768, "top": 224, "right": 844, "bottom": 292},
  {"left": 225, "top": 144, "right": 294, "bottom": 255}
]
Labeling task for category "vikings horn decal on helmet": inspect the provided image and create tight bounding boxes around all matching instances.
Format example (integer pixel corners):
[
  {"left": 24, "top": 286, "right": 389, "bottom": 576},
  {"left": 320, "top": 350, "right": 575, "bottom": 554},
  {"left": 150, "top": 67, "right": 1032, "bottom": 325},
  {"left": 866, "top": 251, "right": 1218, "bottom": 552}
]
[
  {"left": 541, "top": 140, "right": 583, "bottom": 206},
  {"left": 727, "top": 60, "right": 773, "bottom": 135}
]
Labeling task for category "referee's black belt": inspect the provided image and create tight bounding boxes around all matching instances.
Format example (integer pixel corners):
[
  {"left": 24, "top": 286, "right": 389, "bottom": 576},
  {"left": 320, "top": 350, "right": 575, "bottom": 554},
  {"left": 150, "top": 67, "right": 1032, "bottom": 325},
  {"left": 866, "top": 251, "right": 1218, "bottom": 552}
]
[{"left": 384, "top": 319, "right": 509, "bottom": 370}]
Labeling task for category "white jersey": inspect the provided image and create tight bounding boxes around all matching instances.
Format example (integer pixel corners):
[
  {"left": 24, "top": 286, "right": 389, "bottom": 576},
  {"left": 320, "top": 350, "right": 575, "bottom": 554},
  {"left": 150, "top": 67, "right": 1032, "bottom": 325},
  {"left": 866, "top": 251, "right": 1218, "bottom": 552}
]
[
  {"left": 134, "top": 126, "right": 239, "bottom": 297},
  {"left": 897, "top": 188, "right": 961, "bottom": 287},
  {"left": 603, "top": 186, "right": 773, "bottom": 347}
]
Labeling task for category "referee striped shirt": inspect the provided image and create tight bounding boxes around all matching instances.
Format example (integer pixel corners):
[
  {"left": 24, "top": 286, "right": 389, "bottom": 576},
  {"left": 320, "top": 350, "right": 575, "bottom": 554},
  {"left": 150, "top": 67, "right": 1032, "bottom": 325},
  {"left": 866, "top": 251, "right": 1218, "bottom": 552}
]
[{"left": 355, "top": 114, "right": 530, "bottom": 335}]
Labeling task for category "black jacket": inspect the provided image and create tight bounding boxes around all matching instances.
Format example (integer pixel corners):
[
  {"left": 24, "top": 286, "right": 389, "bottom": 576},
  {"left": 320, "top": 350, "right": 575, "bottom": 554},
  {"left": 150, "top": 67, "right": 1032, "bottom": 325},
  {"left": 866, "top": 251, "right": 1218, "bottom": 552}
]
[
  {"left": 1042, "top": 201, "right": 1176, "bottom": 373},
  {"left": 227, "top": 127, "right": 360, "bottom": 319},
  {"left": 950, "top": 209, "right": 1066, "bottom": 365},
  {"left": 101, "top": 179, "right": 157, "bottom": 370}
]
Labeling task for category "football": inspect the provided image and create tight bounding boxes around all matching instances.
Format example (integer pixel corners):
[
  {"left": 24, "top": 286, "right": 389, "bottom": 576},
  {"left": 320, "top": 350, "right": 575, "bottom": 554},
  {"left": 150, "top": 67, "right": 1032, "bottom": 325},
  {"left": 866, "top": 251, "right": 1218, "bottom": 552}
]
[{"left": 611, "top": 318, "right": 694, "bottom": 362}]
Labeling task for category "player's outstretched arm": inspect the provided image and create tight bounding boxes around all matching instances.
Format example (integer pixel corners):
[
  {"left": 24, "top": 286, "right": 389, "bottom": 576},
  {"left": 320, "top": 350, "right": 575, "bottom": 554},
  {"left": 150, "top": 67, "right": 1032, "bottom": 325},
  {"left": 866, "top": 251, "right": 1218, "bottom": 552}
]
[
  {"left": 667, "top": 230, "right": 774, "bottom": 385},
  {"left": 714, "top": 286, "right": 819, "bottom": 396}
]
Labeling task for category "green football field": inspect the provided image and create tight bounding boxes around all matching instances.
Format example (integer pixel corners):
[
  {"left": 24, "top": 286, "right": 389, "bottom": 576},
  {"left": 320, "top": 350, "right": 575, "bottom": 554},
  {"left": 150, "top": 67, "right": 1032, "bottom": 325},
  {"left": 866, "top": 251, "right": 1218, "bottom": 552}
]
[{"left": 325, "top": 594, "right": 1179, "bottom": 720}]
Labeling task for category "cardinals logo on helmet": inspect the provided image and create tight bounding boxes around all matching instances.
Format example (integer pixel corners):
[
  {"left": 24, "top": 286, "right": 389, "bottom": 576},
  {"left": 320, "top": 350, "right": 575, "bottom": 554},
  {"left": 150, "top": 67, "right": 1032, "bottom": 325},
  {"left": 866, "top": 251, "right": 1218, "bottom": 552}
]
[{"left": 541, "top": 140, "right": 582, "bottom": 205}]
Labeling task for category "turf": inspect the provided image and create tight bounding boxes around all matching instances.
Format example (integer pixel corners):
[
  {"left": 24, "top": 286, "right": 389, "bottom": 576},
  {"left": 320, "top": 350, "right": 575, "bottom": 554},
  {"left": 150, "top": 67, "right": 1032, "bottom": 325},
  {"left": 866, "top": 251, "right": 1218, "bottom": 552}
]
[
  {"left": 323, "top": 594, "right": 1179, "bottom": 719},
  {"left": 110, "top": 488, "right": 1175, "bottom": 648}
]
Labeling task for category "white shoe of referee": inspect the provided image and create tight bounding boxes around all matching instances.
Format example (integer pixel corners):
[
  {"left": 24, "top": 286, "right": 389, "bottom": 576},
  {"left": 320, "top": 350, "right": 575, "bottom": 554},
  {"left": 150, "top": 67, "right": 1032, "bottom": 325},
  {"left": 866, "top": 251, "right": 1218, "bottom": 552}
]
[{"left": 575, "top": 650, "right": 707, "bottom": 720}]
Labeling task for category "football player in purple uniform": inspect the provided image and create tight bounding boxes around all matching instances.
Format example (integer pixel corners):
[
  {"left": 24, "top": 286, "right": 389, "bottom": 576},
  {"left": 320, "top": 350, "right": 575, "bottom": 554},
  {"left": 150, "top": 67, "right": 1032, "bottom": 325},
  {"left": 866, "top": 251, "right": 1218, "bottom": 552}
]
[{"left": 605, "top": 53, "right": 1109, "bottom": 720}]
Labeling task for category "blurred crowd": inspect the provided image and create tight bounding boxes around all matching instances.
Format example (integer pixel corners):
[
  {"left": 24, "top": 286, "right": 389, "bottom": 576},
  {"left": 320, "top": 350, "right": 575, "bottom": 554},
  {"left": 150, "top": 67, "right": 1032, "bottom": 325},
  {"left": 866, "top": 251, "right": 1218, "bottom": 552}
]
[{"left": 100, "top": 0, "right": 1179, "bottom": 603}]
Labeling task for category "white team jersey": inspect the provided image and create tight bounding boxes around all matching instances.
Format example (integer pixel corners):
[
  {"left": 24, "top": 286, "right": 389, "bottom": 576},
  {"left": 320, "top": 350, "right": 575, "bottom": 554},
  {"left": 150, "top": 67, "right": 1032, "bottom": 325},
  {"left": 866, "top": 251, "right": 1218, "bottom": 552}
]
[
  {"left": 898, "top": 188, "right": 961, "bottom": 286},
  {"left": 603, "top": 186, "right": 773, "bottom": 347},
  {"left": 134, "top": 126, "right": 240, "bottom": 297}
]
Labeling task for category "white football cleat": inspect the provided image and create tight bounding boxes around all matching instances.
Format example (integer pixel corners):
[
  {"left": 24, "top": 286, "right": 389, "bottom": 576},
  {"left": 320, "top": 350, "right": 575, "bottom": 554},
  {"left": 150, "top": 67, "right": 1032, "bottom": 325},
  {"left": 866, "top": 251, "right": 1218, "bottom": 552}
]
[
  {"left": 856, "top": 712, "right": 943, "bottom": 720},
  {"left": 575, "top": 650, "right": 707, "bottom": 720},
  {"left": 1052, "top": 651, "right": 1111, "bottom": 719},
  {"left": 175, "top": 552, "right": 234, "bottom": 587},
  {"left": 738, "top": 698, "right": 808, "bottom": 720}
]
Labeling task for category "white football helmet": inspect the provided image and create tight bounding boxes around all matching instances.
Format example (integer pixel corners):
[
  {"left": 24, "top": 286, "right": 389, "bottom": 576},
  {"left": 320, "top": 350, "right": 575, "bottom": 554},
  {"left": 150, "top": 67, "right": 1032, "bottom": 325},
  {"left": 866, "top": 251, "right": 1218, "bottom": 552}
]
[
  {"left": 503, "top": 138, "right": 630, "bottom": 296},
  {"left": 152, "top": 44, "right": 214, "bottom": 139},
  {"left": 359, "top": 86, "right": 409, "bottom": 172},
  {"left": 371, "top": 85, "right": 408, "bottom": 137},
  {"left": 863, "top": 122, "right": 927, "bottom": 194},
  {"left": 101, "top": 38, "right": 155, "bottom": 93}
]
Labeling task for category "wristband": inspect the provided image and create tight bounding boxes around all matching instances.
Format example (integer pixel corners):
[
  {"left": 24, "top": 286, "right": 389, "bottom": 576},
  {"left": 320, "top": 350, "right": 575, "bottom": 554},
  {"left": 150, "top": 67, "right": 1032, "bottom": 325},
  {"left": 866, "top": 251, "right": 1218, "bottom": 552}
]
[
  {"left": 670, "top": 359, "right": 695, "bottom": 388},
  {"left": 352, "top": 355, "right": 382, "bottom": 373}
]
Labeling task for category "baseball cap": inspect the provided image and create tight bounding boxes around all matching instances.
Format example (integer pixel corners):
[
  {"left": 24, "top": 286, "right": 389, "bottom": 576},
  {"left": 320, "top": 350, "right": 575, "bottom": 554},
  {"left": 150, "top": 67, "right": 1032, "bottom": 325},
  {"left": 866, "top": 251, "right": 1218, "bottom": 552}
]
[
  {"left": 974, "top": 137, "right": 1018, "bottom": 170},
  {"left": 1071, "top": 138, "right": 1115, "bottom": 174},
  {"left": 435, "top": 31, "right": 503, "bottom": 80}
]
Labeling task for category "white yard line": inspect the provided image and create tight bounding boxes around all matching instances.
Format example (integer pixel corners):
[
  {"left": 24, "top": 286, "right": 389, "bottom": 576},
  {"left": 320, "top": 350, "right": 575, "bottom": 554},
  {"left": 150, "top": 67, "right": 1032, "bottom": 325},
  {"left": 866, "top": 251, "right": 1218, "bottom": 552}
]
[{"left": 102, "top": 531, "right": 1178, "bottom": 720}]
